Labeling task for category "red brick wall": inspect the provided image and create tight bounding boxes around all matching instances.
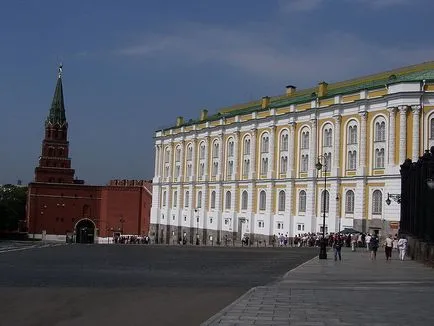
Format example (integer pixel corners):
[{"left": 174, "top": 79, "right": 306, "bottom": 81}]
[
  {"left": 100, "top": 186, "right": 151, "bottom": 237},
  {"left": 27, "top": 183, "right": 101, "bottom": 235},
  {"left": 27, "top": 182, "right": 152, "bottom": 238}
]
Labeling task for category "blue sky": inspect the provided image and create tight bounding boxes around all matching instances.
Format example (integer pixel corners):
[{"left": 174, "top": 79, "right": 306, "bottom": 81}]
[{"left": 1, "top": 0, "right": 433, "bottom": 185}]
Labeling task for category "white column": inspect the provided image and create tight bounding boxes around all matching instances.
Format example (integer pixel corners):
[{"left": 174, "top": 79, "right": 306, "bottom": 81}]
[
  {"left": 333, "top": 115, "right": 341, "bottom": 176},
  {"left": 358, "top": 111, "right": 368, "bottom": 175},
  {"left": 233, "top": 131, "right": 240, "bottom": 180},
  {"left": 309, "top": 118, "right": 317, "bottom": 178},
  {"left": 250, "top": 128, "right": 257, "bottom": 179},
  {"left": 154, "top": 145, "right": 160, "bottom": 177},
  {"left": 288, "top": 122, "right": 296, "bottom": 178},
  {"left": 217, "top": 134, "right": 224, "bottom": 180},
  {"left": 399, "top": 105, "right": 408, "bottom": 164},
  {"left": 204, "top": 136, "right": 210, "bottom": 181},
  {"left": 412, "top": 105, "right": 421, "bottom": 162},
  {"left": 285, "top": 181, "right": 294, "bottom": 236},
  {"left": 179, "top": 140, "right": 185, "bottom": 180},
  {"left": 191, "top": 138, "right": 197, "bottom": 181},
  {"left": 268, "top": 125, "right": 276, "bottom": 179},
  {"left": 388, "top": 107, "right": 397, "bottom": 170},
  {"left": 168, "top": 143, "right": 174, "bottom": 180}
]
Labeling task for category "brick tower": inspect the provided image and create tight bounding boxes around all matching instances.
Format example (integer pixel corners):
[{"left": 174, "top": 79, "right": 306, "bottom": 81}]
[{"left": 34, "top": 65, "right": 75, "bottom": 183}]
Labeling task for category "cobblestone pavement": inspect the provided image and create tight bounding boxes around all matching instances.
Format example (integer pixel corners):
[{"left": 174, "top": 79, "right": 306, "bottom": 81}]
[{"left": 203, "top": 248, "right": 434, "bottom": 326}]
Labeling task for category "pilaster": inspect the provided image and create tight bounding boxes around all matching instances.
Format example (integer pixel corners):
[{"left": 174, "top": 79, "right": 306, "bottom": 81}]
[
  {"left": 288, "top": 122, "right": 296, "bottom": 178},
  {"left": 309, "top": 117, "right": 317, "bottom": 178},
  {"left": 268, "top": 125, "right": 276, "bottom": 179},
  {"left": 333, "top": 115, "right": 341, "bottom": 176},
  {"left": 233, "top": 131, "right": 240, "bottom": 180},
  {"left": 399, "top": 105, "right": 408, "bottom": 164},
  {"left": 388, "top": 107, "right": 397, "bottom": 172},
  {"left": 412, "top": 105, "right": 421, "bottom": 162},
  {"left": 250, "top": 128, "right": 257, "bottom": 179},
  {"left": 358, "top": 111, "right": 368, "bottom": 175}
]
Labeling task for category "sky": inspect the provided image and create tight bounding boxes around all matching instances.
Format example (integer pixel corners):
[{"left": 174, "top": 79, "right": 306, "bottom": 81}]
[{"left": 1, "top": 0, "right": 434, "bottom": 185}]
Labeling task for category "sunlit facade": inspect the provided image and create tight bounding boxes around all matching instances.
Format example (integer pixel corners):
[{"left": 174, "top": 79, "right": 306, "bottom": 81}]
[{"left": 151, "top": 62, "right": 434, "bottom": 244}]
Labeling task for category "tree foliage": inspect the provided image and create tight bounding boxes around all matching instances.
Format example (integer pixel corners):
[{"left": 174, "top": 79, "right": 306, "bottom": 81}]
[{"left": 0, "top": 184, "right": 27, "bottom": 231}]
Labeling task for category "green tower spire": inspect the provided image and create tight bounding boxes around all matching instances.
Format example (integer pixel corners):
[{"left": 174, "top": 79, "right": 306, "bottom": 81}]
[{"left": 46, "top": 64, "right": 67, "bottom": 126}]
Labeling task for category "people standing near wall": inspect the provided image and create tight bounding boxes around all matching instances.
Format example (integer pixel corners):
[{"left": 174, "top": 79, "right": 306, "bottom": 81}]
[{"left": 397, "top": 235, "right": 408, "bottom": 261}]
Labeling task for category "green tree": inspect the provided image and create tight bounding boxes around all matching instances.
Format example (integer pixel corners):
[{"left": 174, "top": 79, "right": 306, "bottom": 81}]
[{"left": 0, "top": 184, "right": 27, "bottom": 231}]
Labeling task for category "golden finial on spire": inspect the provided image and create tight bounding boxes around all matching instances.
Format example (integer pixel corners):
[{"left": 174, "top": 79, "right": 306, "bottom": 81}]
[{"left": 58, "top": 63, "right": 63, "bottom": 78}]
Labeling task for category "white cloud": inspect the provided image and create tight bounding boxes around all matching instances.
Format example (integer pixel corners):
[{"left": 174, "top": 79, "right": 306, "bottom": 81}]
[
  {"left": 116, "top": 24, "right": 434, "bottom": 88},
  {"left": 278, "top": 0, "right": 324, "bottom": 12}
]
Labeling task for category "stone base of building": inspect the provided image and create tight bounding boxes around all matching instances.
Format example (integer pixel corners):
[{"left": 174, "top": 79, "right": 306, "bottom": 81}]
[
  {"left": 149, "top": 224, "right": 282, "bottom": 246},
  {"left": 406, "top": 235, "right": 434, "bottom": 267}
]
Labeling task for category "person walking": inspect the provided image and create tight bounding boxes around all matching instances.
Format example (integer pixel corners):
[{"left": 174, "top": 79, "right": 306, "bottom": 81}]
[
  {"left": 384, "top": 234, "right": 393, "bottom": 261},
  {"left": 369, "top": 234, "right": 379, "bottom": 260},
  {"left": 397, "top": 235, "right": 408, "bottom": 261},
  {"left": 333, "top": 235, "right": 343, "bottom": 261},
  {"left": 365, "top": 233, "right": 372, "bottom": 252}
]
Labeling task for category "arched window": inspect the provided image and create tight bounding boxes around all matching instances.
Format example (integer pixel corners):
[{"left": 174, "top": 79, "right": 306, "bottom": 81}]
[
  {"left": 348, "top": 151, "right": 357, "bottom": 170},
  {"left": 162, "top": 191, "right": 167, "bottom": 207},
  {"left": 184, "top": 191, "right": 189, "bottom": 207},
  {"left": 278, "top": 190, "right": 285, "bottom": 212},
  {"left": 345, "top": 190, "right": 355, "bottom": 214},
  {"left": 375, "top": 148, "right": 385, "bottom": 168},
  {"left": 375, "top": 121, "right": 386, "bottom": 141},
  {"left": 261, "top": 157, "right": 269, "bottom": 174},
  {"left": 431, "top": 118, "right": 434, "bottom": 139},
  {"left": 243, "top": 137, "right": 251, "bottom": 155},
  {"left": 372, "top": 190, "right": 382, "bottom": 214},
  {"left": 227, "top": 139, "right": 234, "bottom": 157},
  {"left": 241, "top": 191, "right": 248, "bottom": 210},
  {"left": 197, "top": 191, "right": 202, "bottom": 208},
  {"left": 349, "top": 125, "right": 358, "bottom": 144},
  {"left": 299, "top": 190, "right": 306, "bottom": 213},
  {"left": 210, "top": 191, "right": 216, "bottom": 209},
  {"left": 175, "top": 146, "right": 181, "bottom": 162},
  {"left": 173, "top": 191, "right": 178, "bottom": 207},
  {"left": 199, "top": 143, "right": 206, "bottom": 159},
  {"left": 225, "top": 191, "right": 231, "bottom": 209},
  {"left": 259, "top": 190, "right": 266, "bottom": 210},
  {"left": 320, "top": 190, "right": 330, "bottom": 213},
  {"left": 261, "top": 133, "right": 269, "bottom": 153},
  {"left": 213, "top": 141, "right": 220, "bottom": 158},
  {"left": 280, "top": 132, "right": 288, "bottom": 151},
  {"left": 323, "top": 127, "right": 333, "bottom": 147},
  {"left": 187, "top": 145, "right": 193, "bottom": 161},
  {"left": 280, "top": 156, "right": 288, "bottom": 173},
  {"left": 301, "top": 131, "right": 309, "bottom": 149}
]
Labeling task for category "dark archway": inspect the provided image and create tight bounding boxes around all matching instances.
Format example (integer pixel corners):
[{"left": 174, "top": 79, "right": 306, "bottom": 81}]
[{"left": 75, "top": 219, "right": 95, "bottom": 244}]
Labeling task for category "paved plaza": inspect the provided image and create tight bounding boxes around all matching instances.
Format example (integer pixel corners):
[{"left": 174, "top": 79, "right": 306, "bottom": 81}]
[
  {"left": 0, "top": 243, "right": 316, "bottom": 326},
  {"left": 203, "top": 248, "right": 434, "bottom": 326}
]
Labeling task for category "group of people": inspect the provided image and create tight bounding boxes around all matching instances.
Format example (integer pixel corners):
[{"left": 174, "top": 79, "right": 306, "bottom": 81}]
[{"left": 331, "top": 232, "right": 409, "bottom": 261}]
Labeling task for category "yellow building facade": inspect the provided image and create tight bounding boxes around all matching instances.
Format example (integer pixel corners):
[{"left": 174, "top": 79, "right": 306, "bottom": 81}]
[{"left": 151, "top": 62, "right": 434, "bottom": 244}]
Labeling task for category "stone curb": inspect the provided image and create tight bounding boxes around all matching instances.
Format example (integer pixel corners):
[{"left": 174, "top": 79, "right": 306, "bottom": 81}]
[{"left": 200, "top": 286, "right": 259, "bottom": 326}]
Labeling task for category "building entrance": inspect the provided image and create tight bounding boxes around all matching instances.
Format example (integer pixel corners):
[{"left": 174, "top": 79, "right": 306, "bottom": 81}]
[{"left": 75, "top": 219, "right": 95, "bottom": 243}]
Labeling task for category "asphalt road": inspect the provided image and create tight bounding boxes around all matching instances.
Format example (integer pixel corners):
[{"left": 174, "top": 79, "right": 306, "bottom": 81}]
[{"left": 0, "top": 244, "right": 317, "bottom": 326}]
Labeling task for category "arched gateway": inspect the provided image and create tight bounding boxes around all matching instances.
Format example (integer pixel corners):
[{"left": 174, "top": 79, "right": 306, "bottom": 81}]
[{"left": 75, "top": 219, "right": 96, "bottom": 244}]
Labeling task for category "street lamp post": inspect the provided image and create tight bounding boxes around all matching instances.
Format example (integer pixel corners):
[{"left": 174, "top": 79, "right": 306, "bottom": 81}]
[
  {"left": 195, "top": 209, "right": 199, "bottom": 245},
  {"left": 316, "top": 156, "right": 328, "bottom": 260}
]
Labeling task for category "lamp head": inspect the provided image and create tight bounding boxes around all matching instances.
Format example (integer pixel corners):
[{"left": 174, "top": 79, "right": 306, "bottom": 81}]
[
  {"left": 315, "top": 160, "right": 323, "bottom": 171},
  {"left": 386, "top": 194, "right": 391, "bottom": 206}
]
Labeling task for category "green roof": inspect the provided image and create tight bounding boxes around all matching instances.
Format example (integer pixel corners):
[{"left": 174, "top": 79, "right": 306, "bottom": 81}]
[
  {"left": 160, "top": 61, "right": 434, "bottom": 131},
  {"left": 46, "top": 66, "right": 67, "bottom": 127}
]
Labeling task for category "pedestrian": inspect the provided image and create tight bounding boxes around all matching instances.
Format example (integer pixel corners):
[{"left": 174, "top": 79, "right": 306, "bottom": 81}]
[
  {"left": 397, "top": 235, "right": 408, "bottom": 261},
  {"left": 365, "top": 233, "right": 372, "bottom": 252},
  {"left": 369, "top": 234, "right": 379, "bottom": 260},
  {"left": 384, "top": 234, "right": 393, "bottom": 261},
  {"left": 333, "top": 235, "right": 343, "bottom": 261},
  {"left": 351, "top": 233, "right": 358, "bottom": 251}
]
